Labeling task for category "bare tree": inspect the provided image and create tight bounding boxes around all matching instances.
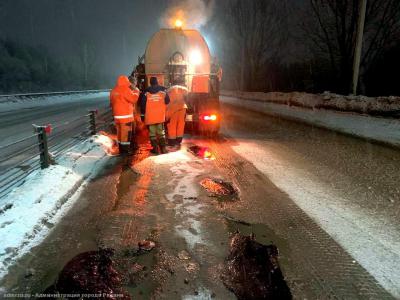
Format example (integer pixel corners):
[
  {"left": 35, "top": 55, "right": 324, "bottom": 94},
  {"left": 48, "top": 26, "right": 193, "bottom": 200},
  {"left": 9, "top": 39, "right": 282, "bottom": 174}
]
[
  {"left": 303, "top": 0, "right": 400, "bottom": 94},
  {"left": 219, "top": 0, "right": 290, "bottom": 91}
]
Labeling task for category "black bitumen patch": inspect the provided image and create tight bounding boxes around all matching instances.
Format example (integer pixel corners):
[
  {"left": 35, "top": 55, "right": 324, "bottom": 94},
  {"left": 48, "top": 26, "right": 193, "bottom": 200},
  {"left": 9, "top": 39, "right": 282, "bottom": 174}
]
[
  {"left": 221, "top": 232, "right": 292, "bottom": 300},
  {"left": 43, "top": 248, "right": 130, "bottom": 299}
]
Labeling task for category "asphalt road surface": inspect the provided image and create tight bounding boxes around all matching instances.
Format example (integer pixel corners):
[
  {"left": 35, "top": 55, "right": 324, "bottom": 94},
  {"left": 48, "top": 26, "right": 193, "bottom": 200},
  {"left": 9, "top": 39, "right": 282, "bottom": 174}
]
[
  {"left": 1, "top": 100, "right": 399, "bottom": 299},
  {"left": 0, "top": 95, "right": 110, "bottom": 147},
  {"left": 0, "top": 95, "right": 110, "bottom": 182}
]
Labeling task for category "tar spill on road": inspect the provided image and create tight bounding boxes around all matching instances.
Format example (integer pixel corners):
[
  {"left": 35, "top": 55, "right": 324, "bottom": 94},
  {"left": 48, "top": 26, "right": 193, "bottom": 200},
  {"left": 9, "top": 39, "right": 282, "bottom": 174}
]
[
  {"left": 43, "top": 248, "right": 130, "bottom": 299},
  {"left": 200, "top": 178, "right": 238, "bottom": 201},
  {"left": 188, "top": 145, "right": 216, "bottom": 160},
  {"left": 43, "top": 240, "right": 158, "bottom": 299},
  {"left": 221, "top": 232, "right": 292, "bottom": 300}
]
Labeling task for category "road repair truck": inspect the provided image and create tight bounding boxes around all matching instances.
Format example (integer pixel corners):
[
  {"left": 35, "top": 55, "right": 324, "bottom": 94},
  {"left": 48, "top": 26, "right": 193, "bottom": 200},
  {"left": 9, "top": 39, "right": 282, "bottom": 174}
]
[{"left": 134, "top": 21, "right": 222, "bottom": 136}]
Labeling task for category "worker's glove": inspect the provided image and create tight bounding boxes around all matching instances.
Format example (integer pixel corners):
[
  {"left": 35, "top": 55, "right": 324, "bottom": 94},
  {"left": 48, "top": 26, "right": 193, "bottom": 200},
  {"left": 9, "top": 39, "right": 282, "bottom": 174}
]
[{"left": 140, "top": 114, "right": 145, "bottom": 122}]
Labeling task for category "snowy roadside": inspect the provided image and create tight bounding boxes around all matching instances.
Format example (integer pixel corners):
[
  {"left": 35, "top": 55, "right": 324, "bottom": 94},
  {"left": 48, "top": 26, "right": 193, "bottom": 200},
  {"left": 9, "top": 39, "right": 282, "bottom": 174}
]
[
  {"left": 0, "top": 92, "right": 109, "bottom": 112},
  {"left": 0, "top": 134, "right": 113, "bottom": 282},
  {"left": 221, "top": 95, "right": 400, "bottom": 148},
  {"left": 230, "top": 140, "right": 400, "bottom": 298},
  {"left": 221, "top": 90, "right": 400, "bottom": 117}
]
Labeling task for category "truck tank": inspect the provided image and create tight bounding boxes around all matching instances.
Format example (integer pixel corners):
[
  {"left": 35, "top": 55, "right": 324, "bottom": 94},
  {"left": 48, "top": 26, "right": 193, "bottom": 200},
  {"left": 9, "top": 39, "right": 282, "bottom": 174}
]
[{"left": 135, "top": 27, "right": 221, "bottom": 135}]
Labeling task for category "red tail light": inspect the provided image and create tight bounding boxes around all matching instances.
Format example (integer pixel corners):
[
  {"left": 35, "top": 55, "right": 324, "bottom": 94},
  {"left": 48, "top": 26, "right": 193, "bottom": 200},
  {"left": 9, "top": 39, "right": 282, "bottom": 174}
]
[{"left": 202, "top": 114, "right": 218, "bottom": 122}]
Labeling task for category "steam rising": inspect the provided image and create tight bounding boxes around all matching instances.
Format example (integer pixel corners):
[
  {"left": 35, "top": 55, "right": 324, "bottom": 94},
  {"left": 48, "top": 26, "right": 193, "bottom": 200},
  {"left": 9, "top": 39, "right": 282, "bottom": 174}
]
[{"left": 161, "top": 0, "right": 215, "bottom": 29}]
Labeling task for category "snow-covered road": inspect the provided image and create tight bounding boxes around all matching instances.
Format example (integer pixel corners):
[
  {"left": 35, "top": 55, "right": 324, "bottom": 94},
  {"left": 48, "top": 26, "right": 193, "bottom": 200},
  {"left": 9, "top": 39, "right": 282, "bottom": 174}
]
[
  {"left": 1, "top": 100, "right": 399, "bottom": 298},
  {"left": 222, "top": 103, "right": 400, "bottom": 297},
  {"left": 0, "top": 93, "right": 109, "bottom": 147}
]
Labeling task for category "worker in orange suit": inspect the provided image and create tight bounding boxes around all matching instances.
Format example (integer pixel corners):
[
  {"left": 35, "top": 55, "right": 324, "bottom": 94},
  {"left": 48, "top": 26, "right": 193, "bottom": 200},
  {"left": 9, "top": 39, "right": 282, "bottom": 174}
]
[
  {"left": 139, "top": 77, "right": 170, "bottom": 155},
  {"left": 110, "top": 75, "right": 140, "bottom": 154},
  {"left": 166, "top": 85, "right": 188, "bottom": 148}
]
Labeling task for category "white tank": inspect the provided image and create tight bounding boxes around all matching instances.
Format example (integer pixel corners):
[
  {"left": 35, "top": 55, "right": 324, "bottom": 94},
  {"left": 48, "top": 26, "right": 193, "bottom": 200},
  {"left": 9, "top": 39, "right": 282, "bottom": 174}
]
[{"left": 144, "top": 28, "right": 211, "bottom": 92}]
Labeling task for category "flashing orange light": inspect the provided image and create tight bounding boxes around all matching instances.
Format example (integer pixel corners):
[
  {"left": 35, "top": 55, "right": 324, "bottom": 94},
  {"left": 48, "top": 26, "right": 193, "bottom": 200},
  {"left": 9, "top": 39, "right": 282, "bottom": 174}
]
[{"left": 175, "top": 19, "right": 183, "bottom": 28}]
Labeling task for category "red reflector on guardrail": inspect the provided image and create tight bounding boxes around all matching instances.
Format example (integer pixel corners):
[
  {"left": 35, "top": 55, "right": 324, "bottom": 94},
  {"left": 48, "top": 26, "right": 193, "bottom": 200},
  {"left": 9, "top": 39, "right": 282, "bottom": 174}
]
[{"left": 45, "top": 124, "right": 52, "bottom": 134}]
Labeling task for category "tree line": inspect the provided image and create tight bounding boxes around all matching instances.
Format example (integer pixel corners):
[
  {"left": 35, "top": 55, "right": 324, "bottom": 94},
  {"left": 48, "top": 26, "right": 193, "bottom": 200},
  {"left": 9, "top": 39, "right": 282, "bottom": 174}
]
[
  {"left": 208, "top": 0, "right": 400, "bottom": 96},
  {"left": 0, "top": 39, "right": 107, "bottom": 94}
]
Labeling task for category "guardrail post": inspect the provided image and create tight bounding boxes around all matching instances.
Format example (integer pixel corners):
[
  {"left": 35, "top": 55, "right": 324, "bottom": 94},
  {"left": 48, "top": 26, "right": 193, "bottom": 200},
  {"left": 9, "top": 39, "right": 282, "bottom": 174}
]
[
  {"left": 33, "top": 125, "right": 50, "bottom": 169},
  {"left": 88, "top": 110, "right": 97, "bottom": 135}
]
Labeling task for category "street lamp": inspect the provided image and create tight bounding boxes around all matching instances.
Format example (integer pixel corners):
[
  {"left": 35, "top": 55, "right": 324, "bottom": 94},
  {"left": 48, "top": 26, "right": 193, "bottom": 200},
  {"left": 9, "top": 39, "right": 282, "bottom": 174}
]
[{"left": 352, "top": 0, "right": 368, "bottom": 95}]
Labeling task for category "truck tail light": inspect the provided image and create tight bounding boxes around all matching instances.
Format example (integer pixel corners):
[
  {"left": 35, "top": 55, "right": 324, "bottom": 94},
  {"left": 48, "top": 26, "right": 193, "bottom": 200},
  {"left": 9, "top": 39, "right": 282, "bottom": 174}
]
[{"left": 202, "top": 114, "right": 218, "bottom": 122}]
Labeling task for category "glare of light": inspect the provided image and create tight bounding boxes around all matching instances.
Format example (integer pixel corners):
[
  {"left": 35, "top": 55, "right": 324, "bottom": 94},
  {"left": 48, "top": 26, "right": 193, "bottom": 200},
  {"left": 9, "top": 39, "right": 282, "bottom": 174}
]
[
  {"left": 94, "top": 133, "right": 120, "bottom": 156},
  {"left": 202, "top": 34, "right": 213, "bottom": 52},
  {"left": 95, "top": 134, "right": 114, "bottom": 148},
  {"left": 175, "top": 19, "right": 183, "bottom": 28},
  {"left": 203, "top": 114, "right": 217, "bottom": 121},
  {"left": 151, "top": 151, "right": 191, "bottom": 164},
  {"left": 189, "top": 50, "right": 202, "bottom": 65},
  {"left": 203, "top": 150, "right": 215, "bottom": 160}
]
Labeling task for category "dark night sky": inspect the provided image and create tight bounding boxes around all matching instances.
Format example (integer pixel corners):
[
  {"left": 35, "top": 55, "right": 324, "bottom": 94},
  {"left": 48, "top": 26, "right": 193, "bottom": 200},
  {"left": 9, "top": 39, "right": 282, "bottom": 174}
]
[
  {"left": 0, "top": 0, "right": 172, "bottom": 80},
  {"left": 0, "top": 0, "right": 302, "bottom": 86}
]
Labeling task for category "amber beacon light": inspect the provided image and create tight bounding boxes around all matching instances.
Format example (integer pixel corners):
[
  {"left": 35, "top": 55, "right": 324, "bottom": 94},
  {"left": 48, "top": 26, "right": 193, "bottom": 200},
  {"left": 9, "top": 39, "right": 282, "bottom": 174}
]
[{"left": 175, "top": 19, "right": 183, "bottom": 29}]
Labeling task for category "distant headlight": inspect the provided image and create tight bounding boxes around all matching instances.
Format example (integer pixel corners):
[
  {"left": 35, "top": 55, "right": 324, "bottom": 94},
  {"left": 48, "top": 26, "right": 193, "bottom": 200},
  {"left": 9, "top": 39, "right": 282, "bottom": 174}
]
[{"left": 189, "top": 50, "right": 202, "bottom": 65}]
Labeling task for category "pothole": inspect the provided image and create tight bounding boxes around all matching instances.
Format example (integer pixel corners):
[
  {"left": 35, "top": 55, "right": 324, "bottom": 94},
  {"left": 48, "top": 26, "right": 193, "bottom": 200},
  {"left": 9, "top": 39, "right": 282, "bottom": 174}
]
[
  {"left": 221, "top": 232, "right": 292, "bottom": 299},
  {"left": 188, "top": 145, "right": 215, "bottom": 160},
  {"left": 200, "top": 178, "right": 238, "bottom": 201}
]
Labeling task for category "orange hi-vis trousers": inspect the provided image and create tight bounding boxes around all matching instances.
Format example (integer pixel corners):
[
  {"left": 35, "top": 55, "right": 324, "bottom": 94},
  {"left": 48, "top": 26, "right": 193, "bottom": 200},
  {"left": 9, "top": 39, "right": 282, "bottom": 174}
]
[
  {"left": 167, "top": 109, "right": 186, "bottom": 139},
  {"left": 116, "top": 122, "right": 133, "bottom": 146}
]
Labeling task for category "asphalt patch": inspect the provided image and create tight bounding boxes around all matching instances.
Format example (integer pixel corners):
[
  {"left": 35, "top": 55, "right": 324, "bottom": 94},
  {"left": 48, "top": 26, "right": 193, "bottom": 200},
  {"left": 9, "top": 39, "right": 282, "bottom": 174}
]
[
  {"left": 43, "top": 248, "right": 130, "bottom": 299},
  {"left": 221, "top": 232, "right": 292, "bottom": 300},
  {"left": 200, "top": 178, "right": 238, "bottom": 201}
]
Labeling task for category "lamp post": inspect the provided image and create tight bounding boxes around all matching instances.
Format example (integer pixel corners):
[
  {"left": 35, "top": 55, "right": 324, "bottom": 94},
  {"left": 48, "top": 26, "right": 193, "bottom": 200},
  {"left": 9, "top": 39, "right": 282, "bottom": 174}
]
[{"left": 352, "top": 0, "right": 368, "bottom": 95}]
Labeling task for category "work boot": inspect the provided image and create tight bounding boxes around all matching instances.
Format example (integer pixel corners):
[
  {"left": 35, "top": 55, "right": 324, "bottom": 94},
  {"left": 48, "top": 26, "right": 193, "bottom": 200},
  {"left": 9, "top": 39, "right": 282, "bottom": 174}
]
[
  {"left": 168, "top": 139, "right": 176, "bottom": 146},
  {"left": 150, "top": 139, "right": 160, "bottom": 155},
  {"left": 119, "top": 144, "right": 128, "bottom": 155},
  {"left": 130, "top": 142, "right": 139, "bottom": 151},
  {"left": 159, "top": 137, "right": 168, "bottom": 154},
  {"left": 176, "top": 137, "right": 183, "bottom": 145}
]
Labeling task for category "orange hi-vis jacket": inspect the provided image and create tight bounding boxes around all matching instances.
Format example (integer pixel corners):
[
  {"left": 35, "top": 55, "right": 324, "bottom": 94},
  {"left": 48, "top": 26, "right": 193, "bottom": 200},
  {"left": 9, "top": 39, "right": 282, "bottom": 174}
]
[
  {"left": 145, "top": 91, "right": 167, "bottom": 125},
  {"left": 110, "top": 76, "right": 139, "bottom": 124},
  {"left": 166, "top": 85, "right": 188, "bottom": 120}
]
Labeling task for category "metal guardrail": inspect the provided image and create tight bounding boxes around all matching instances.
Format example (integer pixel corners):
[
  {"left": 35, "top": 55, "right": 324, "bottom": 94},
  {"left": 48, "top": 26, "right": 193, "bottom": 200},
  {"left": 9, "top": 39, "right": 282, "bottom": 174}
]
[
  {"left": 0, "top": 107, "right": 113, "bottom": 200},
  {"left": 0, "top": 89, "right": 110, "bottom": 103}
]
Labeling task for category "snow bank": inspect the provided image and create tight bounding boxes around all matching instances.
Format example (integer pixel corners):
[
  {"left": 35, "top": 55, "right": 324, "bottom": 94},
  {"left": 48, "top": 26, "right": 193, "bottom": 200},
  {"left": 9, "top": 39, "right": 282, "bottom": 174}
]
[
  {"left": 221, "top": 91, "right": 400, "bottom": 118},
  {"left": 0, "top": 92, "right": 109, "bottom": 113},
  {"left": 221, "top": 94, "right": 400, "bottom": 148},
  {"left": 0, "top": 135, "right": 112, "bottom": 281}
]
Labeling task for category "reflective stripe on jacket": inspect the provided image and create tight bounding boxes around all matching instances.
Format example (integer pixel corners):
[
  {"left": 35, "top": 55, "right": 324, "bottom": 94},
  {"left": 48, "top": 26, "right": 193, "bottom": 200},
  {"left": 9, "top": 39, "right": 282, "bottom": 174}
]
[
  {"left": 144, "top": 91, "right": 167, "bottom": 125},
  {"left": 110, "top": 76, "right": 139, "bottom": 124}
]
